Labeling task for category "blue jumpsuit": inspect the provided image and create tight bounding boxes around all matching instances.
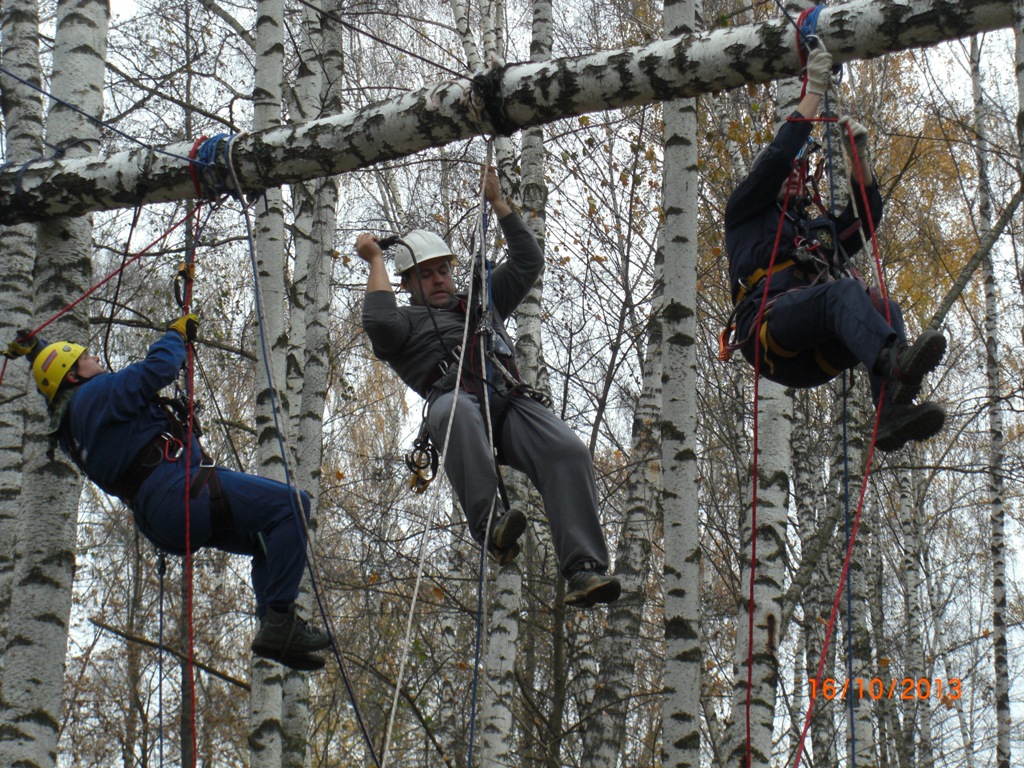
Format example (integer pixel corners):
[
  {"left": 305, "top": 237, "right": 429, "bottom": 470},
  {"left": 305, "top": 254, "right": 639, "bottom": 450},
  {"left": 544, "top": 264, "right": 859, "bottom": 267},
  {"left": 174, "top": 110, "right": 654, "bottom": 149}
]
[
  {"left": 60, "top": 331, "right": 310, "bottom": 617},
  {"left": 724, "top": 112, "right": 903, "bottom": 403}
]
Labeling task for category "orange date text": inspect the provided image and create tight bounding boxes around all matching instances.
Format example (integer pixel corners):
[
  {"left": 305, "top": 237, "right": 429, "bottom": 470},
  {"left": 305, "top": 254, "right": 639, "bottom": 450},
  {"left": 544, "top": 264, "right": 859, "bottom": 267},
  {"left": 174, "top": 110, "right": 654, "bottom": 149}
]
[{"left": 807, "top": 677, "right": 961, "bottom": 701}]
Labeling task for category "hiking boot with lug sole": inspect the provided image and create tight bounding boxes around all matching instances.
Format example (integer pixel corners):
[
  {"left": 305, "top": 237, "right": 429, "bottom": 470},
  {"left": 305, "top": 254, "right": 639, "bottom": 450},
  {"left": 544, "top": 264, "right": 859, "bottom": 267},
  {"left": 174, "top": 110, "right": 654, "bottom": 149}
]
[
  {"left": 565, "top": 571, "right": 622, "bottom": 609},
  {"left": 262, "top": 651, "right": 327, "bottom": 672},
  {"left": 487, "top": 508, "right": 527, "bottom": 565},
  {"left": 251, "top": 605, "right": 331, "bottom": 666},
  {"left": 875, "top": 401, "right": 946, "bottom": 452},
  {"left": 880, "top": 330, "right": 947, "bottom": 405}
]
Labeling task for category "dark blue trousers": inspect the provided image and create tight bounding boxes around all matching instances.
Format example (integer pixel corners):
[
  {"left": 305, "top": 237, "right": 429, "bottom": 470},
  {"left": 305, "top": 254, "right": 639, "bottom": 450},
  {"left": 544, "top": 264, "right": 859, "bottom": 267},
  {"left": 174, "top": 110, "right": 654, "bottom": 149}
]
[
  {"left": 737, "top": 279, "right": 906, "bottom": 403},
  {"left": 133, "top": 460, "right": 311, "bottom": 617}
]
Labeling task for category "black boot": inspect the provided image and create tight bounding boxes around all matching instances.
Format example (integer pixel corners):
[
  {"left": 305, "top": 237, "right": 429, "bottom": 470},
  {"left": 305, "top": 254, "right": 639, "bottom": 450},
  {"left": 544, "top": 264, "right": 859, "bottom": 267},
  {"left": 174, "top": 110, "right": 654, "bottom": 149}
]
[
  {"left": 875, "top": 330, "right": 947, "bottom": 405},
  {"left": 565, "top": 563, "right": 621, "bottom": 608},
  {"left": 252, "top": 604, "right": 330, "bottom": 670},
  {"left": 487, "top": 508, "right": 527, "bottom": 565},
  {"left": 875, "top": 401, "right": 946, "bottom": 452}
]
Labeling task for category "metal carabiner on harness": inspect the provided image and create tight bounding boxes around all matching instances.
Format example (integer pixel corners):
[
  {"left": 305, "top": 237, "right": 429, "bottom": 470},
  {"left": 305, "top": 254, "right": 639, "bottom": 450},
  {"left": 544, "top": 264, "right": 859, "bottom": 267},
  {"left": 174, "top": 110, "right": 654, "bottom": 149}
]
[
  {"left": 173, "top": 261, "right": 196, "bottom": 310},
  {"left": 404, "top": 427, "right": 438, "bottom": 495},
  {"left": 161, "top": 432, "right": 185, "bottom": 461}
]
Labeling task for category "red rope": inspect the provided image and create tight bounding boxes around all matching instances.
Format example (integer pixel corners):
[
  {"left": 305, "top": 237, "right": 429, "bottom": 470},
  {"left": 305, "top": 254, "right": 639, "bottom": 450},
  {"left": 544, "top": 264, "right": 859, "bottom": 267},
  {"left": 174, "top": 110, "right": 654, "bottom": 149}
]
[
  {"left": 179, "top": 212, "right": 199, "bottom": 768},
  {"left": 744, "top": 114, "right": 890, "bottom": 768},
  {"left": 0, "top": 206, "right": 202, "bottom": 390}
]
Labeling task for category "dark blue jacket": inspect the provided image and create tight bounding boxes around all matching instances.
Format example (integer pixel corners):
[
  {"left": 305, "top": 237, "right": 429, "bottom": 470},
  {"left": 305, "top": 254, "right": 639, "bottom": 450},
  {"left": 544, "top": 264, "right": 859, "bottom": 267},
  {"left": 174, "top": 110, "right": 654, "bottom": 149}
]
[
  {"left": 61, "top": 332, "right": 198, "bottom": 494},
  {"left": 724, "top": 112, "right": 883, "bottom": 305}
]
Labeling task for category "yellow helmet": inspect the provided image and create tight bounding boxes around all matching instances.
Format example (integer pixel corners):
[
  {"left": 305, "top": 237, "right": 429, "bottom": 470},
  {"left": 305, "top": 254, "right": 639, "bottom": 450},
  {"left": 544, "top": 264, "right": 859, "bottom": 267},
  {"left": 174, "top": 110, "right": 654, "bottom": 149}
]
[{"left": 32, "top": 341, "right": 86, "bottom": 402}]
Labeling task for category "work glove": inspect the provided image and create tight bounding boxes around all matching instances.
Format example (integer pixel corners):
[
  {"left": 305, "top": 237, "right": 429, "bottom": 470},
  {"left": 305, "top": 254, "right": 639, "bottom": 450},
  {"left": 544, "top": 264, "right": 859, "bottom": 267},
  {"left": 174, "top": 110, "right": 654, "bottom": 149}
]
[
  {"left": 805, "top": 47, "right": 833, "bottom": 97},
  {"left": 4, "top": 328, "right": 38, "bottom": 360},
  {"left": 839, "top": 116, "right": 870, "bottom": 162},
  {"left": 168, "top": 313, "right": 199, "bottom": 342}
]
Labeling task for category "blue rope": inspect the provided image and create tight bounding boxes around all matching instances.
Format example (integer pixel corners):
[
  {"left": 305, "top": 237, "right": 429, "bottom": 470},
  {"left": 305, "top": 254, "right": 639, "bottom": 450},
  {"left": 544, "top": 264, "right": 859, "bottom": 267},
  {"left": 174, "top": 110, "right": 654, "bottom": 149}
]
[
  {"left": 465, "top": 529, "right": 489, "bottom": 768},
  {"left": 192, "top": 134, "right": 245, "bottom": 201},
  {"left": 799, "top": 5, "right": 825, "bottom": 44},
  {"left": 465, "top": 205, "right": 492, "bottom": 768},
  {"left": 157, "top": 552, "right": 167, "bottom": 768},
  {"left": 233, "top": 185, "right": 382, "bottom": 768}
]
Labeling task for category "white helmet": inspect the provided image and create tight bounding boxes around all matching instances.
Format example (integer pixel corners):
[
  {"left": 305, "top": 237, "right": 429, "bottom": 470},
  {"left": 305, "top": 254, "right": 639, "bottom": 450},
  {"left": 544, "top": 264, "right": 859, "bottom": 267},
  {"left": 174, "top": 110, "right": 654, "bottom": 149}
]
[{"left": 393, "top": 230, "right": 457, "bottom": 276}]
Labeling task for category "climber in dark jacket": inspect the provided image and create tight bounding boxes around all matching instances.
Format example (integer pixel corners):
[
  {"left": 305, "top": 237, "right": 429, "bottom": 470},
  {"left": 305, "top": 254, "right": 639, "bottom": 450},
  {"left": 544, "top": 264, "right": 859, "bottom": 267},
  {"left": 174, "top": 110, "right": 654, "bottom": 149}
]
[
  {"left": 723, "top": 46, "right": 946, "bottom": 452},
  {"left": 6, "top": 316, "right": 328, "bottom": 670}
]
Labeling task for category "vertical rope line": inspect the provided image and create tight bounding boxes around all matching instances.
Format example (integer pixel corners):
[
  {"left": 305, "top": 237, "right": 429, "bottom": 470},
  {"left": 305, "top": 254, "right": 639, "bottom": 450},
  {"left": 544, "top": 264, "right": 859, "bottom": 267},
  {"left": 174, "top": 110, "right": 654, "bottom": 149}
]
[
  {"left": 466, "top": 154, "right": 495, "bottom": 768},
  {"left": 745, "top": 174, "right": 795, "bottom": 768},
  {"left": 179, "top": 204, "right": 200, "bottom": 768}
]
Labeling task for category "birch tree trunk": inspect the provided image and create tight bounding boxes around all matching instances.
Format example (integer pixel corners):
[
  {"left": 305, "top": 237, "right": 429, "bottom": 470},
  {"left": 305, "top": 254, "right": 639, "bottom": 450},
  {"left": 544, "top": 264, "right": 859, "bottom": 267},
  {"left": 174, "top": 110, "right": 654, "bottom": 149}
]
[
  {"left": 897, "top": 468, "right": 925, "bottom": 768},
  {"left": 0, "top": 0, "right": 43, "bottom": 677},
  {"left": 0, "top": 0, "right": 107, "bottom": 763},
  {"left": 248, "top": 0, "right": 289, "bottom": 763},
  {"left": 659, "top": 0, "right": 702, "bottom": 764},
  {"left": 792, "top": 391, "right": 838, "bottom": 768},
  {"left": 278, "top": 5, "right": 345, "bottom": 767},
  {"left": 972, "top": 31, "right": 1011, "bottom": 768},
  {"left": 841, "top": 388, "right": 876, "bottom": 767},
  {"left": 726, "top": 30, "right": 801, "bottom": 765},
  {"left": 869, "top": 491, "right": 901, "bottom": 768},
  {"left": 585, "top": 251, "right": 661, "bottom": 763}
]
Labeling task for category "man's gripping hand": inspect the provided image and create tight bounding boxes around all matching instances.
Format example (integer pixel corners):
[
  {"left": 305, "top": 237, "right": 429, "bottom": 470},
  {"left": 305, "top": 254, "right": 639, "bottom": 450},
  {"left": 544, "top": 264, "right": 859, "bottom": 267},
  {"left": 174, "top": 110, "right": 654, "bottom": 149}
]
[
  {"left": 805, "top": 47, "right": 833, "bottom": 97},
  {"left": 4, "top": 328, "right": 38, "bottom": 360},
  {"left": 168, "top": 313, "right": 199, "bottom": 342}
]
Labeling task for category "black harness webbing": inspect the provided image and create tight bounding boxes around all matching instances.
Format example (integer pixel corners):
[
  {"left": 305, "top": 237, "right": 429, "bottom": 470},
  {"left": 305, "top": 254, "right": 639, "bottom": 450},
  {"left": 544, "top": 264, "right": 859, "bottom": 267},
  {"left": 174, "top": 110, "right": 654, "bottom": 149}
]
[{"left": 60, "top": 394, "right": 233, "bottom": 538}]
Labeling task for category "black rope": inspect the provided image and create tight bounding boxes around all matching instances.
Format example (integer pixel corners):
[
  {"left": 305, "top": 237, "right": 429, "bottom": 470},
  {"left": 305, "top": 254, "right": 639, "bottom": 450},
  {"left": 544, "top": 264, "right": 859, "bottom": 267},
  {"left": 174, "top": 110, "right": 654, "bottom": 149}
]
[{"left": 0, "top": 63, "right": 199, "bottom": 165}]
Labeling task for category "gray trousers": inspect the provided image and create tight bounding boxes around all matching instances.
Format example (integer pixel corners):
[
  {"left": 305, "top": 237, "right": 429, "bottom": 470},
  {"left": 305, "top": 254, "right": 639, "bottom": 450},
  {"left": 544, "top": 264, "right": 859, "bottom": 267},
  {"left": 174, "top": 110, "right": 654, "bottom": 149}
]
[{"left": 427, "top": 390, "right": 610, "bottom": 576}]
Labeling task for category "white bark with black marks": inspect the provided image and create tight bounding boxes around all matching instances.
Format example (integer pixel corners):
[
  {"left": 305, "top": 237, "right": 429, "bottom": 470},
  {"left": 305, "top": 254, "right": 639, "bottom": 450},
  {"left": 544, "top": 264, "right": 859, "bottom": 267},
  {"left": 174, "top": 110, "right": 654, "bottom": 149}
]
[{"left": 0, "top": 0, "right": 1012, "bottom": 224}]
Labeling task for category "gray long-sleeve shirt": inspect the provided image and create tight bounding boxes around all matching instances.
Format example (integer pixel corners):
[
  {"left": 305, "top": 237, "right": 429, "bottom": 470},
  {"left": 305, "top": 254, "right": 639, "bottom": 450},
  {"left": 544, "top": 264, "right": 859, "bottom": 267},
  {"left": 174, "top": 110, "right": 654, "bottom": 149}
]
[{"left": 362, "top": 211, "right": 543, "bottom": 398}]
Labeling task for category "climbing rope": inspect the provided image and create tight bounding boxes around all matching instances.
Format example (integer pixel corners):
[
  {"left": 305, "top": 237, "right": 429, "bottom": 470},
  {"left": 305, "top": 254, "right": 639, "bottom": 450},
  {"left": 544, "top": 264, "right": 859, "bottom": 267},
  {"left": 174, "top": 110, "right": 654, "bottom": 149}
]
[
  {"left": 380, "top": 147, "right": 501, "bottom": 768},
  {"left": 221, "top": 144, "right": 383, "bottom": 764},
  {"left": 173, "top": 209, "right": 201, "bottom": 766}
]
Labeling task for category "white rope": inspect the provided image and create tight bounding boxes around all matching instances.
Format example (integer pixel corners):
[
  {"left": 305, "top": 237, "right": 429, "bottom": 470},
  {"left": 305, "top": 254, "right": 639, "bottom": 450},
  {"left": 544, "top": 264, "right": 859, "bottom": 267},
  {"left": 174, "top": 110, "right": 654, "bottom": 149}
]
[{"left": 381, "top": 142, "right": 498, "bottom": 768}]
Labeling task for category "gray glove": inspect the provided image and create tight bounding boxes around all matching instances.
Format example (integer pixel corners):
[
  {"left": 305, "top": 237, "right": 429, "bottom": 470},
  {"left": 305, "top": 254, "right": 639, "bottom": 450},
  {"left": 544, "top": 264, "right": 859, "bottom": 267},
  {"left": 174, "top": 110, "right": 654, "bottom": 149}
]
[
  {"left": 839, "top": 116, "right": 870, "bottom": 162},
  {"left": 805, "top": 47, "right": 833, "bottom": 96}
]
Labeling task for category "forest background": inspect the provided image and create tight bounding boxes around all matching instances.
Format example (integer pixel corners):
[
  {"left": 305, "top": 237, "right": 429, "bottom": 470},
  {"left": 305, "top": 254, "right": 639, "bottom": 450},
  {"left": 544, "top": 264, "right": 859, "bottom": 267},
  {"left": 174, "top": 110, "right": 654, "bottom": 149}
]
[{"left": 0, "top": 0, "right": 1020, "bottom": 767}]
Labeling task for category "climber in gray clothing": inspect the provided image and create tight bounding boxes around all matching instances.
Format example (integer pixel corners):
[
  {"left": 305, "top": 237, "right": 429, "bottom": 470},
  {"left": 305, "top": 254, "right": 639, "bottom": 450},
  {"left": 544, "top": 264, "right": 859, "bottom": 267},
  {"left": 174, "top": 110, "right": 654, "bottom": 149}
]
[{"left": 356, "top": 167, "right": 620, "bottom": 608}]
